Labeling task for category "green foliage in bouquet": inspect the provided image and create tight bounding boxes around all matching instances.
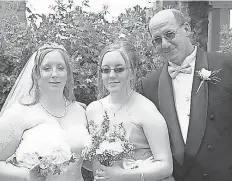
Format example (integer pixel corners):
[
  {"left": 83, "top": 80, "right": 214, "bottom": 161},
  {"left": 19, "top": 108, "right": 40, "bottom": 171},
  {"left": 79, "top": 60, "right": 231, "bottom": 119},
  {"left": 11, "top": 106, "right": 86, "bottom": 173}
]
[
  {"left": 81, "top": 111, "right": 134, "bottom": 167},
  {"left": 81, "top": 111, "right": 111, "bottom": 162}
]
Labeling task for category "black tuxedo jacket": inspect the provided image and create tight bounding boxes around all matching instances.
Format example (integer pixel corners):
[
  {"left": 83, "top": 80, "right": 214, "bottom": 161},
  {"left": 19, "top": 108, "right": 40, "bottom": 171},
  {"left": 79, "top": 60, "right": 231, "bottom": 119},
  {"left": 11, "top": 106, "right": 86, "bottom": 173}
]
[{"left": 140, "top": 48, "right": 232, "bottom": 181}]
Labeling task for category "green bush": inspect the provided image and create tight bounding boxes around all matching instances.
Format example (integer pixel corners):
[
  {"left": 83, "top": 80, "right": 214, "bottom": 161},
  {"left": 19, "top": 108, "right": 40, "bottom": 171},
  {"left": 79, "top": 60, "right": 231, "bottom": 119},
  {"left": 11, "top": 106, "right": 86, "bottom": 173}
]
[
  {"left": 220, "top": 24, "right": 232, "bottom": 53},
  {"left": 0, "top": 1, "right": 161, "bottom": 110},
  {"left": 1, "top": 0, "right": 215, "bottom": 110}
]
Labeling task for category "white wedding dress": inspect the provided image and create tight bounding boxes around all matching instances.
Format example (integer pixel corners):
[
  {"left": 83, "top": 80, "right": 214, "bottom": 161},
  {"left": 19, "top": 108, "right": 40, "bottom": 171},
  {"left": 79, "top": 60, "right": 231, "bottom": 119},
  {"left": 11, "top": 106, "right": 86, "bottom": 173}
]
[
  {"left": 0, "top": 47, "right": 88, "bottom": 181},
  {"left": 0, "top": 104, "right": 87, "bottom": 181},
  {"left": 45, "top": 125, "right": 86, "bottom": 181}
]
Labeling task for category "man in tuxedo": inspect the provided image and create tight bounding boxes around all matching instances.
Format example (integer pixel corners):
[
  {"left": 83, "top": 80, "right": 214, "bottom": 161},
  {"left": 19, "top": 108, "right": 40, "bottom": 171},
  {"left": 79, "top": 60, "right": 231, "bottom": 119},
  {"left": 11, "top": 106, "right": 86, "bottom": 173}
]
[{"left": 140, "top": 9, "right": 232, "bottom": 181}]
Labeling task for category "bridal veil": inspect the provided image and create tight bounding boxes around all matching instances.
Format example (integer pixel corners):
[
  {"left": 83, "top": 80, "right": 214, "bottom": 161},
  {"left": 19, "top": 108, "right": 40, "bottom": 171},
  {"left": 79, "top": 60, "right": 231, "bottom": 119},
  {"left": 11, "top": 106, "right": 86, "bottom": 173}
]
[{"left": 0, "top": 52, "right": 36, "bottom": 117}]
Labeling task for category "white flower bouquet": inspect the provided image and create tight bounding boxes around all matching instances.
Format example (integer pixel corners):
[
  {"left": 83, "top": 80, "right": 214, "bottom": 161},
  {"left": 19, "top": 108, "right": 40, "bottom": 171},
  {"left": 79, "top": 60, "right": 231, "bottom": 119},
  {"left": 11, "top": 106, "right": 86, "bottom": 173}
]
[
  {"left": 7, "top": 123, "right": 75, "bottom": 176},
  {"left": 81, "top": 111, "right": 134, "bottom": 166}
]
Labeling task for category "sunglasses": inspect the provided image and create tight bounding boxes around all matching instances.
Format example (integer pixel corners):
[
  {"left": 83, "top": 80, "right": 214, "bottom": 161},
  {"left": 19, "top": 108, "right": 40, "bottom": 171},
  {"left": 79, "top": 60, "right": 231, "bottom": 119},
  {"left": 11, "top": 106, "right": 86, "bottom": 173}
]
[
  {"left": 100, "top": 67, "right": 128, "bottom": 74},
  {"left": 151, "top": 26, "right": 182, "bottom": 47}
]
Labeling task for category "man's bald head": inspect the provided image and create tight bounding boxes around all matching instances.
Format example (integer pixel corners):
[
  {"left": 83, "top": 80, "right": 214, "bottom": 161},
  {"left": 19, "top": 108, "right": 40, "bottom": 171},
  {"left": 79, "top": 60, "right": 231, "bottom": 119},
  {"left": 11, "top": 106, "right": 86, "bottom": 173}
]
[
  {"left": 149, "top": 9, "right": 186, "bottom": 33},
  {"left": 148, "top": 8, "right": 194, "bottom": 65}
]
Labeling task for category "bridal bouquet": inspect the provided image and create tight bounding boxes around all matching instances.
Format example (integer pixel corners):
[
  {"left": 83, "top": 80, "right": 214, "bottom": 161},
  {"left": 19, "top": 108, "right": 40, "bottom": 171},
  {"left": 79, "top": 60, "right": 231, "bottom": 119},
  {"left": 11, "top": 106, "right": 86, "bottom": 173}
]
[
  {"left": 7, "top": 123, "right": 75, "bottom": 176},
  {"left": 81, "top": 111, "right": 134, "bottom": 166}
]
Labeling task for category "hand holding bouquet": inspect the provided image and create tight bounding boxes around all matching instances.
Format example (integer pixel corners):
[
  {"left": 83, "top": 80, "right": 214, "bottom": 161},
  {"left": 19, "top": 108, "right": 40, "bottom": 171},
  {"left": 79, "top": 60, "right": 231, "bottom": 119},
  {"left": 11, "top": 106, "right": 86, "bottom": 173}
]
[
  {"left": 7, "top": 123, "right": 75, "bottom": 177},
  {"left": 81, "top": 111, "right": 134, "bottom": 166}
]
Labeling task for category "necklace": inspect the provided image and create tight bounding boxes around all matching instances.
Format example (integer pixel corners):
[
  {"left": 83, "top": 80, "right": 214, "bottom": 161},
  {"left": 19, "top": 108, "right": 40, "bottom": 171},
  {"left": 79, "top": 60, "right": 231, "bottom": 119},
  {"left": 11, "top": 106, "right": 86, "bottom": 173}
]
[
  {"left": 109, "top": 90, "right": 134, "bottom": 117},
  {"left": 39, "top": 97, "right": 68, "bottom": 119}
]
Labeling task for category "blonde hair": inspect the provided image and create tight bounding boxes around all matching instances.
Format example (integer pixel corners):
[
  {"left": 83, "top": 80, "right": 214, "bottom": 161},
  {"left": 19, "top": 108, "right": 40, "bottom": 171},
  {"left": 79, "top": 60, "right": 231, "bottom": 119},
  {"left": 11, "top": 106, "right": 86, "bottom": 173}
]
[
  {"left": 97, "top": 41, "right": 139, "bottom": 99},
  {"left": 22, "top": 43, "right": 75, "bottom": 105}
]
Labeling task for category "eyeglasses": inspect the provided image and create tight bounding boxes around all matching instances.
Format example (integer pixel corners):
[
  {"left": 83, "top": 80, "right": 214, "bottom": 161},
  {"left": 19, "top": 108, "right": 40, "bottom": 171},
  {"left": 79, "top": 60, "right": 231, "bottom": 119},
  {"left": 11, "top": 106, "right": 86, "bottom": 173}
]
[
  {"left": 151, "top": 26, "right": 182, "bottom": 47},
  {"left": 100, "top": 67, "right": 128, "bottom": 74}
]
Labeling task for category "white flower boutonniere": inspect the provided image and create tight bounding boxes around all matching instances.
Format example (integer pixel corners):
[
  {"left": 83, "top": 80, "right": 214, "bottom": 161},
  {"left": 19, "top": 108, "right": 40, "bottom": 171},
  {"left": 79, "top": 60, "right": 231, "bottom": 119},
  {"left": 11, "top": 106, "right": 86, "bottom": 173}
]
[{"left": 196, "top": 68, "right": 222, "bottom": 94}]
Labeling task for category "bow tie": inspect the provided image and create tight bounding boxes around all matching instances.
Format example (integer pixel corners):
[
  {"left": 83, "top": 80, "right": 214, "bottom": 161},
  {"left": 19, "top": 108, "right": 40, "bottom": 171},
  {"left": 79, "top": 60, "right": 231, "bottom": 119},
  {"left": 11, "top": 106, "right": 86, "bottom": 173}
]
[{"left": 168, "top": 63, "right": 192, "bottom": 79}]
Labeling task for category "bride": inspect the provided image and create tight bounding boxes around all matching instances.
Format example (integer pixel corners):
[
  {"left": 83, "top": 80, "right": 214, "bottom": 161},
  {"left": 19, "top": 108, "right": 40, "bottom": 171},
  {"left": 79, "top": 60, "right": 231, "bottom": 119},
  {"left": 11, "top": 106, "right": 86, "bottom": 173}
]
[{"left": 0, "top": 43, "right": 88, "bottom": 181}]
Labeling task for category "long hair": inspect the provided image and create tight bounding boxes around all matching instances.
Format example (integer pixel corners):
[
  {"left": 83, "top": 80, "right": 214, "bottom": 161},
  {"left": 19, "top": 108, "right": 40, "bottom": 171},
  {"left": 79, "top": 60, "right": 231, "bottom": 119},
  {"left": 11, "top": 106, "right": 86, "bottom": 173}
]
[
  {"left": 97, "top": 40, "right": 139, "bottom": 99},
  {"left": 21, "top": 43, "right": 75, "bottom": 105}
]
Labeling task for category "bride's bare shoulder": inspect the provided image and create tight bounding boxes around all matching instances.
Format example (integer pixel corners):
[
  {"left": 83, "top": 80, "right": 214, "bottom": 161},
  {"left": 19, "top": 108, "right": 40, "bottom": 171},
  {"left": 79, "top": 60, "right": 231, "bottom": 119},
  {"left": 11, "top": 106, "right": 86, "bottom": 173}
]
[
  {"left": 1, "top": 103, "right": 28, "bottom": 119},
  {"left": 68, "top": 101, "right": 87, "bottom": 111},
  {"left": 0, "top": 103, "right": 39, "bottom": 130},
  {"left": 68, "top": 101, "right": 85, "bottom": 112}
]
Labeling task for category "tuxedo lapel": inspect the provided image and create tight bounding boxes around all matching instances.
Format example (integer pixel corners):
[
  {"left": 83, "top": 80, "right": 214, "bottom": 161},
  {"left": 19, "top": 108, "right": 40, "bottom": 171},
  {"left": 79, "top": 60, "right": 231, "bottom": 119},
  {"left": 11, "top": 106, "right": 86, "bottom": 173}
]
[
  {"left": 183, "top": 48, "right": 208, "bottom": 171},
  {"left": 158, "top": 63, "right": 185, "bottom": 165}
]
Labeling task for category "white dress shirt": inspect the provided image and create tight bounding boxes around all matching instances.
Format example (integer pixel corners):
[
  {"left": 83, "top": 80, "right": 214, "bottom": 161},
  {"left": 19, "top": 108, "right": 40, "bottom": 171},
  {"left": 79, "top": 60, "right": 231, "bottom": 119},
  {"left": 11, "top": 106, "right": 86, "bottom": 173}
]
[{"left": 170, "top": 46, "right": 197, "bottom": 143}]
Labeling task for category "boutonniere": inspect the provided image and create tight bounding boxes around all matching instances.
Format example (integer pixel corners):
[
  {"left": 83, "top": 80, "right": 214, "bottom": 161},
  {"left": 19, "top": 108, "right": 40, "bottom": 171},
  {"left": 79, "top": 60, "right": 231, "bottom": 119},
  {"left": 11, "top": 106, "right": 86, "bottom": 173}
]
[{"left": 196, "top": 68, "right": 222, "bottom": 94}]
